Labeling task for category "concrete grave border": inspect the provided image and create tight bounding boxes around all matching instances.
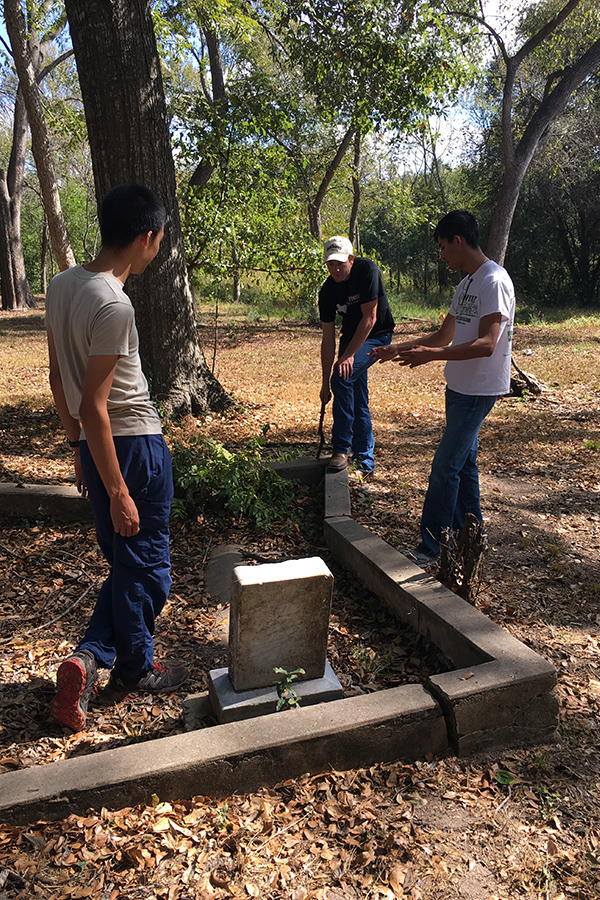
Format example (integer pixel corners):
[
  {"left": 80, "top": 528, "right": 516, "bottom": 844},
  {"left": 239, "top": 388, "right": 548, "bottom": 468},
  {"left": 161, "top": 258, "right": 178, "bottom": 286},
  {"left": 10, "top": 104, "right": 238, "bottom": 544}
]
[{"left": 0, "top": 465, "right": 558, "bottom": 825}]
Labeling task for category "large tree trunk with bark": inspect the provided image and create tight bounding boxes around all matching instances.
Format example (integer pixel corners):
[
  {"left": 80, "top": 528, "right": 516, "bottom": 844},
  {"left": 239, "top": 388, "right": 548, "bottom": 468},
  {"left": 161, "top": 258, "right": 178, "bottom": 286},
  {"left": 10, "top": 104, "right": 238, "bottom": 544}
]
[
  {"left": 487, "top": 158, "right": 531, "bottom": 265},
  {"left": 0, "top": 89, "right": 35, "bottom": 310},
  {"left": 64, "top": 0, "right": 232, "bottom": 417},
  {"left": 4, "top": 0, "right": 76, "bottom": 273}
]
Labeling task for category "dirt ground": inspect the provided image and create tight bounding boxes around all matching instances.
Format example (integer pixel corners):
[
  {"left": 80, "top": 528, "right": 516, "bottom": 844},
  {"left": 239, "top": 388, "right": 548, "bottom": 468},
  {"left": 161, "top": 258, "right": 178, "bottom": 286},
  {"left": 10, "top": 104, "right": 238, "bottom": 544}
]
[{"left": 0, "top": 310, "right": 599, "bottom": 899}]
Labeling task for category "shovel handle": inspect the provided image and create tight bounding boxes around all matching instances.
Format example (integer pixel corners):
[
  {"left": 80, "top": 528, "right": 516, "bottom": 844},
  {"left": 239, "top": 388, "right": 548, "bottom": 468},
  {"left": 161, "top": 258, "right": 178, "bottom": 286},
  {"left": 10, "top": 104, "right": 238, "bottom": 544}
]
[{"left": 316, "top": 401, "right": 326, "bottom": 459}]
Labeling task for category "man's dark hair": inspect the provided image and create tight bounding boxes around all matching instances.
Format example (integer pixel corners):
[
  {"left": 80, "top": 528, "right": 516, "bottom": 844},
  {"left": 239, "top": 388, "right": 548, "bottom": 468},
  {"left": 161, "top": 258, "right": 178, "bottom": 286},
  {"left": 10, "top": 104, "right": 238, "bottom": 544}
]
[
  {"left": 433, "top": 210, "right": 480, "bottom": 249},
  {"left": 100, "top": 184, "right": 166, "bottom": 249}
]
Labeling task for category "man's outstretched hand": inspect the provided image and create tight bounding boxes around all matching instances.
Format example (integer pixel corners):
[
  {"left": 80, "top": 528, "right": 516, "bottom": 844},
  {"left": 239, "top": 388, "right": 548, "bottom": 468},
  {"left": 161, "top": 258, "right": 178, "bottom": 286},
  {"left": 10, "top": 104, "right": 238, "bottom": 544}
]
[
  {"left": 394, "top": 346, "right": 437, "bottom": 367},
  {"left": 369, "top": 344, "right": 398, "bottom": 363}
]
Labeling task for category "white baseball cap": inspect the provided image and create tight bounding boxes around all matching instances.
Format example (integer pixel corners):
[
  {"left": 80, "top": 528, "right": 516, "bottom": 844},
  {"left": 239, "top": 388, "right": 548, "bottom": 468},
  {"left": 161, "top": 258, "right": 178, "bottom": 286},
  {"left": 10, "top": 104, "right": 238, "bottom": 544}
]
[{"left": 324, "top": 235, "right": 354, "bottom": 263}]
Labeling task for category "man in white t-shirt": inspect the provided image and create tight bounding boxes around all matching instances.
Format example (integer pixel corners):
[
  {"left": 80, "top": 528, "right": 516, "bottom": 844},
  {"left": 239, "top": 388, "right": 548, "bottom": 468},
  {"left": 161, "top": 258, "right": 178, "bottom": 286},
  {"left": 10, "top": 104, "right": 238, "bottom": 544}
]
[
  {"left": 45, "top": 185, "right": 188, "bottom": 731},
  {"left": 371, "top": 210, "right": 515, "bottom": 565}
]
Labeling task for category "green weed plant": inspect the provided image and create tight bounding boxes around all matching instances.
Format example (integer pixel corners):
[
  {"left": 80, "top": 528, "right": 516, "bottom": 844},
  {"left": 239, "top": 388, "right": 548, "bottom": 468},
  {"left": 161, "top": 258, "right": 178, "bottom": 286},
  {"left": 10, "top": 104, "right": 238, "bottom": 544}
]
[
  {"left": 171, "top": 434, "right": 298, "bottom": 528},
  {"left": 274, "top": 666, "right": 305, "bottom": 711}
]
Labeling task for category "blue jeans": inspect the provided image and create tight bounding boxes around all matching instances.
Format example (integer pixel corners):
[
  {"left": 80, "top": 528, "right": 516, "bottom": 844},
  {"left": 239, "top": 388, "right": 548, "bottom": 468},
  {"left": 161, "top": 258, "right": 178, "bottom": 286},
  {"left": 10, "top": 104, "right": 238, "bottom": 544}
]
[
  {"left": 420, "top": 388, "right": 497, "bottom": 556},
  {"left": 331, "top": 331, "right": 392, "bottom": 472},
  {"left": 78, "top": 434, "right": 174, "bottom": 683}
]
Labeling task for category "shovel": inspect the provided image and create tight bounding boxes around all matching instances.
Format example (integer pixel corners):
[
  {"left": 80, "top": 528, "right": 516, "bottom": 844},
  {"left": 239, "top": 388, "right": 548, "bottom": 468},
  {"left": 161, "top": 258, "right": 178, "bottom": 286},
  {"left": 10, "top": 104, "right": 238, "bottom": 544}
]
[{"left": 316, "top": 401, "right": 326, "bottom": 459}]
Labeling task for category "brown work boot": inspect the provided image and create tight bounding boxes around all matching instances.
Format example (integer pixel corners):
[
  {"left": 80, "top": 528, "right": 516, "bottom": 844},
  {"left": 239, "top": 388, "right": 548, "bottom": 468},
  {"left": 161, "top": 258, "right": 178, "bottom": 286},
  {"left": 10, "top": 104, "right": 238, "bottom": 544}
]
[{"left": 327, "top": 452, "right": 348, "bottom": 472}]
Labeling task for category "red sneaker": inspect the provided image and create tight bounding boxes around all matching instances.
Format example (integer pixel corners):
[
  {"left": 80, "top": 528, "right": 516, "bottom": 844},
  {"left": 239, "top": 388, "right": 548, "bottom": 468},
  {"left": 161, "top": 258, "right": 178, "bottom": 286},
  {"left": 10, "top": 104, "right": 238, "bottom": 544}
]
[{"left": 50, "top": 650, "right": 98, "bottom": 731}]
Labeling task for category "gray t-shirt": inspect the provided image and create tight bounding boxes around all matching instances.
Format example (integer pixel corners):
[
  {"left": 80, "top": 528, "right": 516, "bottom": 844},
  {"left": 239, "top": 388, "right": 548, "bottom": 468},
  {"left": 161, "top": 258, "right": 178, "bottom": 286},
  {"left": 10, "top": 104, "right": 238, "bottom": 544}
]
[{"left": 45, "top": 266, "right": 161, "bottom": 437}]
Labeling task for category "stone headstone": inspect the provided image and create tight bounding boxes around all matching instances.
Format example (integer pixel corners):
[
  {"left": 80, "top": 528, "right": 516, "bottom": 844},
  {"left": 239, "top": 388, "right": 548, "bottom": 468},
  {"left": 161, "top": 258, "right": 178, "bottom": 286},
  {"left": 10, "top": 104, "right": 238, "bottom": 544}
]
[{"left": 229, "top": 556, "right": 333, "bottom": 691}]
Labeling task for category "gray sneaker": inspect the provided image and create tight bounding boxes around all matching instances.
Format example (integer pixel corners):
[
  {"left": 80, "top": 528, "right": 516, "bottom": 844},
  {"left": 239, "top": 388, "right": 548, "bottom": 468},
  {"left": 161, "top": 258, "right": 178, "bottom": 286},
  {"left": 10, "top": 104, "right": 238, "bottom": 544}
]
[
  {"left": 99, "top": 659, "right": 189, "bottom": 704},
  {"left": 408, "top": 548, "right": 439, "bottom": 568},
  {"left": 137, "top": 660, "right": 189, "bottom": 693}
]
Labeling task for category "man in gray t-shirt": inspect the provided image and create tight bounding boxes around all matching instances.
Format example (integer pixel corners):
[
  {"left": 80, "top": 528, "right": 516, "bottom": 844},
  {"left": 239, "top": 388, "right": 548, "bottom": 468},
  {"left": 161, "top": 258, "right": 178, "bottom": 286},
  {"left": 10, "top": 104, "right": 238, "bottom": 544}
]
[{"left": 46, "top": 185, "right": 188, "bottom": 732}]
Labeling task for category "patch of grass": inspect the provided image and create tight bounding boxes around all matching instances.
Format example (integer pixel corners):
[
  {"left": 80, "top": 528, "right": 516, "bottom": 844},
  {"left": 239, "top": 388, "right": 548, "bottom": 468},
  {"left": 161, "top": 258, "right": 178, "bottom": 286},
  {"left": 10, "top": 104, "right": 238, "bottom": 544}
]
[
  {"left": 534, "top": 784, "right": 561, "bottom": 821},
  {"left": 515, "top": 304, "right": 600, "bottom": 328},
  {"left": 529, "top": 751, "right": 554, "bottom": 778},
  {"left": 199, "top": 285, "right": 451, "bottom": 330},
  {"left": 197, "top": 296, "right": 306, "bottom": 327},
  {"left": 386, "top": 289, "right": 448, "bottom": 325}
]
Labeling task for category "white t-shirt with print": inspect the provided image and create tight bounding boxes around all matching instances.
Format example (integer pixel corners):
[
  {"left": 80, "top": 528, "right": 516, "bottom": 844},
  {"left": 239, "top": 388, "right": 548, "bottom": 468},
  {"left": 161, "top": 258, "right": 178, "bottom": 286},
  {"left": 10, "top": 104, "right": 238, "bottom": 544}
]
[
  {"left": 45, "top": 266, "right": 162, "bottom": 438},
  {"left": 445, "top": 259, "right": 515, "bottom": 396}
]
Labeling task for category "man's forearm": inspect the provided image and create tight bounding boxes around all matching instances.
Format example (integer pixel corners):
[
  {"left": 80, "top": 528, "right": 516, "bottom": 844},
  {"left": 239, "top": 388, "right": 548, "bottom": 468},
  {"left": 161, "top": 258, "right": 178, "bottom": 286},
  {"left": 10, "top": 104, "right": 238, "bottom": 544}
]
[
  {"left": 392, "top": 331, "right": 449, "bottom": 354},
  {"left": 338, "top": 315, "right": 376, "bottom": 362},
  {"left": 424, "top": 335, "right": 497, "bottom": 360},
  {"left": 80, "top": 407, "right": 129, "bottom": 500},
  {"left": 395, "top": 313, "right": 500, "bottom": 368},
  {"left": 321, "top": 341, "right": 335, "bottom": 384}
]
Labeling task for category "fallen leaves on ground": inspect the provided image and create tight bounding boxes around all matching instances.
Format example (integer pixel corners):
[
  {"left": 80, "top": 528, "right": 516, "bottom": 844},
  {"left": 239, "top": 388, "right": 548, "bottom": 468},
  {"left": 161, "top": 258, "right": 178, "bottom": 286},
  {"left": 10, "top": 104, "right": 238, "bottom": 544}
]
[{"left": 1, "top": 315, "right": 600, "bottom": 898}]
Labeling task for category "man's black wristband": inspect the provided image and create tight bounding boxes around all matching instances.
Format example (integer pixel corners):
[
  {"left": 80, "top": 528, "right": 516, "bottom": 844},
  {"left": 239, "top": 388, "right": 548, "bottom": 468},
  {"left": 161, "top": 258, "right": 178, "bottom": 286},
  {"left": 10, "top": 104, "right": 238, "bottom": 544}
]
[{"left": 68, "top": 440, "right": 81, "bottom": 448}]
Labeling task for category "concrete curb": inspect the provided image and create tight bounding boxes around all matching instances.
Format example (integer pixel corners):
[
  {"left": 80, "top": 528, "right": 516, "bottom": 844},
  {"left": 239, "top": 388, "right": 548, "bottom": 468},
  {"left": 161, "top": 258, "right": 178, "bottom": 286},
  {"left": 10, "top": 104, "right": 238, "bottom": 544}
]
[
  {"left": 2, "top": 685, "right": 446, "bottom": 825},
  {"left": 0, "top": 482, "right": 94, "bottom": 523},
  {"left": 322, "top": 504, "right": 558, "bottom": 757},
  {"left": 0, "top": 460, "right": 558, "bottom": 823}
]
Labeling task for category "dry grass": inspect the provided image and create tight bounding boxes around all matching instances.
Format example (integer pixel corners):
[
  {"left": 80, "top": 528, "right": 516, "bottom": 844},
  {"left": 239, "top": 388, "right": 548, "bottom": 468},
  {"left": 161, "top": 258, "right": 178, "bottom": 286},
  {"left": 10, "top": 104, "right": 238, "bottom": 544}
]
[{"left": 0, "top": 306, "right": 50, "bottom": 408}]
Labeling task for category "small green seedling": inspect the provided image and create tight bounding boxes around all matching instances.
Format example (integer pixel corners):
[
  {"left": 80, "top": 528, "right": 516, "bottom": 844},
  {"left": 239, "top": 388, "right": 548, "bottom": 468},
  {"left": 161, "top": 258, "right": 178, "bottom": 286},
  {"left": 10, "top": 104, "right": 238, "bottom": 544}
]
[{"left": 274, "top": 666, "right": 305, "bottom": 711}]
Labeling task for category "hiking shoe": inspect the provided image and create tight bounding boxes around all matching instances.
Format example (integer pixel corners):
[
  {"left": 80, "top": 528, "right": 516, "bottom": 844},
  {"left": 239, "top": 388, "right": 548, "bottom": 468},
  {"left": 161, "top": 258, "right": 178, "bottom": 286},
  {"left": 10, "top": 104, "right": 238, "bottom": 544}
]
[
  {"left": 408, "top": 547, "right": 439, "bottom": 568},
  {"left": 327, "top": 452, "right": 348, "bottom": 472},
  {"left": 99, "top": 659, "right": 189, "bottom": 704},
  {"left": 50, "top": 650, "right": 98, "bottom": 732}
]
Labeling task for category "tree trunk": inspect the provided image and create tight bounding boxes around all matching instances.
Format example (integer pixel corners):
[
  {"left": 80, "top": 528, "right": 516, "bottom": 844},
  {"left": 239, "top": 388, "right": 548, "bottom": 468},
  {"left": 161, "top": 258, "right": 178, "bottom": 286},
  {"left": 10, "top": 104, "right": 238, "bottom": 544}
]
[
  {"left": 487, "top": 160, "right": 530, "bottom": 265},
  {"left": 348, "top": 131, "right": 361, "bottom": 248},
  {"left": 189, "top": 22, "right": 226, "bottom": 188},
  {"left": 4, "top": 0, "right": 76, "bottom": 272},
  {"left": 0, "top": 85, "right": 35, "bottom": 310},
  {"left": 0, "top": 179, "right": 17, "bottom": 310},
  {"left": 486, "top": 26, "right": 600, "bottom": 265},
  {"left": 423, "top": 221, "right": 430, "bottom": 299},
  {"left": 232, "top": 238, "right": 241, "bottom": 303},
  {"left": 64, "top": 0, "right": 232, "bottom": 417},
  {"left": 309, "top": 125, "right": 355, "bottom": 239},
  {"left": 40, "top": 214, "right": 48, "bottom": 294}
]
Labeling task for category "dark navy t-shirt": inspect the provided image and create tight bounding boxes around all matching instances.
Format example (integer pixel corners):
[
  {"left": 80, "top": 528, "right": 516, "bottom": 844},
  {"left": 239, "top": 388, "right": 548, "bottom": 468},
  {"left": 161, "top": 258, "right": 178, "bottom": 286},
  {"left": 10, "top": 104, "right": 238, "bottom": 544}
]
[{"left": 318, "top": 257, "right": 395, "bottom": 344}]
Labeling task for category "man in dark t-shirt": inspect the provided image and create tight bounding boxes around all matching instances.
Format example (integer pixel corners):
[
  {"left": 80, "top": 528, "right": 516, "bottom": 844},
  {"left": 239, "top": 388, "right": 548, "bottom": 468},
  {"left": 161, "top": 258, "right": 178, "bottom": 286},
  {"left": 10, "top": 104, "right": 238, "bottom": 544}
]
[{"left": 318, "top": 236, "right": 394, "bottom": 473}]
